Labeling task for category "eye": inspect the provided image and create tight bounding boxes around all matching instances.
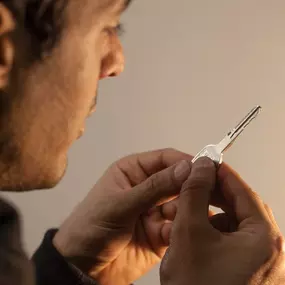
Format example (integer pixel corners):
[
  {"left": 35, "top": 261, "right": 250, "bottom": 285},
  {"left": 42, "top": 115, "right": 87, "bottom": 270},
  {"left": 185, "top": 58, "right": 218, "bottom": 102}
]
[
  {"left": 115, "top": 23, "right": 125, "bottom": 36},
  {"left": 105, "top": 23, "right": 125, "bottom": 37},
  {"left": 104, "top": 23, "right": 125, "bottom": 38}
]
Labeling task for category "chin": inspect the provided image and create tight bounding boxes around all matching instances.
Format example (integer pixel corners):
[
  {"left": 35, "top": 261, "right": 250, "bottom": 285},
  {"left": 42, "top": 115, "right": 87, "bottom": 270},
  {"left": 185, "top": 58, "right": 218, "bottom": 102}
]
[
  {"left": 32, "top": 155, "right": 68, "bottom": 191},
  {"left": 1, "top": 155, "right": 68, "bottom": 192}
]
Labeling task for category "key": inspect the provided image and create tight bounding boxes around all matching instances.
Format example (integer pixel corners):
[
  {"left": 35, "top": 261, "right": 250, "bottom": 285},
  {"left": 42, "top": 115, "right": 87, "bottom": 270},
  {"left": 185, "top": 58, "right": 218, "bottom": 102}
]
[{"left": 192, "top": 106, "right": 262, "bottom": 165}]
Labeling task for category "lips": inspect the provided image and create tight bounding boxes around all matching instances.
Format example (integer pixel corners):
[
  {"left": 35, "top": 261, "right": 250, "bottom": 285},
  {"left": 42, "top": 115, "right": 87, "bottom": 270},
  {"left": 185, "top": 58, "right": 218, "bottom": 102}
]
[
  {"left": 77, "top": 96, "right": 97, "bottom": 140},
  {"left": 77, "top": 128, "right": 85, "bottom": 139},
  {"left": 88, "top": 99, "right": 97, "bottom": 117}
]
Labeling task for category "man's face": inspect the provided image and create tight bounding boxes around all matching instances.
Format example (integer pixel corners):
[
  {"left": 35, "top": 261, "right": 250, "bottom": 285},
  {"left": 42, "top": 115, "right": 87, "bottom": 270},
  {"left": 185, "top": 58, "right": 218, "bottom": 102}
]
[{"left": 0, "top": 0, "right": 128, "bottom": 191}]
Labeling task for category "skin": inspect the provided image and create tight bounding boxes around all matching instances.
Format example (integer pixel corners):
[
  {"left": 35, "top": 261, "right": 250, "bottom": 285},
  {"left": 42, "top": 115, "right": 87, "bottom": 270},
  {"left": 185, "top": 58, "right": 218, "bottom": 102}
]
[
  {"left": 0, "top": 1, "right": 284, "bottom": 285},
  {"left": 0, "top": 1, "right": 198, "bottom": 283},
  {"left": 0, "top": 0, "right": 127, "bottom": 191},
  {"left": 160, "top": 158, "right": 285, "bottom": 285},
  {"left": 53, "top": 149, "right": 194, "bottom": 285}
]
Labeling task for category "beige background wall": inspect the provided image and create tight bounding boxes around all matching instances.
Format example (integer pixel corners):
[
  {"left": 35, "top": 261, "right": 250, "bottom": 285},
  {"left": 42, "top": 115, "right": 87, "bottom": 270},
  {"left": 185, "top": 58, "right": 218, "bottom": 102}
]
[{"left": 4, "top": 0, "right": 285, "bottom": 284}]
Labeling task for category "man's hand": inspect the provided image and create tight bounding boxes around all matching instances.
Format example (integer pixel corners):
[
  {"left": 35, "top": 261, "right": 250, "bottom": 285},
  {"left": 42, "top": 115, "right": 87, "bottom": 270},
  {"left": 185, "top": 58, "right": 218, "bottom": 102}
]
[
  {"left": 53, "top": 148, "right": 192, "bottom": 285},
  {"left": 160, "top": 158, "right": 285, "bottom": 285}
]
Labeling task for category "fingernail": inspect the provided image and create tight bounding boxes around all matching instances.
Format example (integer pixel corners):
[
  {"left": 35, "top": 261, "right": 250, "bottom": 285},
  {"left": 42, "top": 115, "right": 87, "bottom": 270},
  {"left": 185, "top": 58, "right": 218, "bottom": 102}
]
[{"left": 174, "top": 160, "right": 191, "bottom": 181}]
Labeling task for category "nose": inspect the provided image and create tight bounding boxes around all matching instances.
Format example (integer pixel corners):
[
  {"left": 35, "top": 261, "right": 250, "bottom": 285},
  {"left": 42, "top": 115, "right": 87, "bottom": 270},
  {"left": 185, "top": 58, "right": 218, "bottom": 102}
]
[{"left": 100, "top": 38, "right": 125, "bottom": 79}]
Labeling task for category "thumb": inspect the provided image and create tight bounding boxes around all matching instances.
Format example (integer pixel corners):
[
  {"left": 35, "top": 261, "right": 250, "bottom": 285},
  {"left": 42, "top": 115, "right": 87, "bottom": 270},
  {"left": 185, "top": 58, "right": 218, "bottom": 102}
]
[
  {"left": 125, "top": 160, "right": 191, "bottom": 214},
  {"left": 177, "top": 157, "right": 216, "bottom": 225}
]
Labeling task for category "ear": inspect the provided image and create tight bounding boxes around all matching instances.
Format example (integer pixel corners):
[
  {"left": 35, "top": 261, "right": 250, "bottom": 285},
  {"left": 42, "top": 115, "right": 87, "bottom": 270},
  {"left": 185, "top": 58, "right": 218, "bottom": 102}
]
[{"left": 0, "top": 3, "right": 15, "bottom": 89}]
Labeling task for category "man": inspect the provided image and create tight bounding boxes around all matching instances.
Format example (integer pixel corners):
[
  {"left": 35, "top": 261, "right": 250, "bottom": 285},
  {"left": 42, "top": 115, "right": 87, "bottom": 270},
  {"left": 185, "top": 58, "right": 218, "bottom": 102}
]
[{"left": 0, "top": 0, "right": 284, "bottom": 285}]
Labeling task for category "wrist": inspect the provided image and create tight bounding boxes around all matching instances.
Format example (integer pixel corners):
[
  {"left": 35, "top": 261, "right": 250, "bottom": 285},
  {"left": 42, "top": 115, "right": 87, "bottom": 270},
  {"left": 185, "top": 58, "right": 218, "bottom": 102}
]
[
  {"left": 53, "top": 229, "right": 106, "bottom": 277},
  {"left": 53, "top": 230, "right": 88, "bottom": 271},
  {"left": 52, "top": 229, "right": 72, "bottom": 259}
]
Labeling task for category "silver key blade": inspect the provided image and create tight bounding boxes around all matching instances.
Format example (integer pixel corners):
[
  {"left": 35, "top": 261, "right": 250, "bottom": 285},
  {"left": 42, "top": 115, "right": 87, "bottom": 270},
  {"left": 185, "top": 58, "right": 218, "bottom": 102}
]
[
  {"left": 216, "top": 105, "right": 262, "bottom": 153},
  {"left": 192, "top": 105, "right": 262, "bottom": 165}
]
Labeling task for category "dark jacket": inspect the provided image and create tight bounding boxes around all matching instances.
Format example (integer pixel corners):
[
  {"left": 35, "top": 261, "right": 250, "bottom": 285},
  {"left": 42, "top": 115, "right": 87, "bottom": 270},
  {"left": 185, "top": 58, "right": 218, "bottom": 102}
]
[{"left": 0, "top": 198, "right": 97, "bottom": 285}]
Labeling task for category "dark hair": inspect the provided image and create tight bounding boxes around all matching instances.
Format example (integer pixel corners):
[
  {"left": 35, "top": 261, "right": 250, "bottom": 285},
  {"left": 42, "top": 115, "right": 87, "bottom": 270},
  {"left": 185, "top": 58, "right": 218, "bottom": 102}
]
[{"left": 1, "top": 0, "right": 66, "bottom": 59}]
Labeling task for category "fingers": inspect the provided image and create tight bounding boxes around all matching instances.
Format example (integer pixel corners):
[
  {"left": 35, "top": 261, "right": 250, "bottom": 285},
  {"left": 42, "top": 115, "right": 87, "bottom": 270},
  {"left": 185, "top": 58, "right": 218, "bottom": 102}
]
[
  {"left": 125, "top": 160, "right": 191, "bottom": 214},
  {"left": 217, "top": 164, "right": 269, "bottom": 223},
  {"left": 177, "top": 158, "right": 216, "bottom": 226},
  {"left": 161, "top": 222, "right": 172, "bottom": 246},
  {"left": 160, "top": 198, "right": 179, "bottom": 221},
  {"left": 160, "top": 198, "right": 215, "bottom": 221},
  {"left": 149, "top": 205, "right": 216, "bottom": 248},
  {"left": 142, "top": 207, "right": 173, "bottom": 254},
  {"left": 140, "top": 215, "right": 169, "bottom": 259},
  {"left": 117, "top": 148, "right": 193, "bottom": 185}
]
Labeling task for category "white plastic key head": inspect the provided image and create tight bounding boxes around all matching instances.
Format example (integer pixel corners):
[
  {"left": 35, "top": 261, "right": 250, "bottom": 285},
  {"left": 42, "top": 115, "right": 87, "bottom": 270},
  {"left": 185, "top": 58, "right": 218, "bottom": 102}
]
[{"left": 191, "top": 145, "right": 223, "bottom": 165}]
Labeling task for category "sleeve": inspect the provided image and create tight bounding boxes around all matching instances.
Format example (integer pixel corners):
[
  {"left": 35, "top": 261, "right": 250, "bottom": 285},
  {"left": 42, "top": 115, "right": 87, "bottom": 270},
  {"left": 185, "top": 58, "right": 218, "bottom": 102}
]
[{"left": 32, "top": 229, "right": 98, "bottom": 285}]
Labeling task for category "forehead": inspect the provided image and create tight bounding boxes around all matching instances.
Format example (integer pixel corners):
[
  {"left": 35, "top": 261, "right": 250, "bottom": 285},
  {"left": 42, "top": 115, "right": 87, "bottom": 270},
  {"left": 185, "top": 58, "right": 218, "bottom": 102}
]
[
  {"left": 68, "top": 0, "right": 125, "bottom": 18},
  {"left": 64, "top": 0, "right": 126, "bottom": 33}
]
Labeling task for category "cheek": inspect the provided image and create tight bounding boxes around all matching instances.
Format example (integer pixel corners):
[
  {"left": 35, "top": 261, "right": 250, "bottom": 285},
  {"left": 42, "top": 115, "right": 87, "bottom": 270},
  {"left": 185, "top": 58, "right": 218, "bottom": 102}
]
[
  {"left": 76, "top": 59, "right": 101, "bottom": 112},
  {"left": 54, "top": 26, "right": 105, "bottom": 122},
  {"left": 14, "top": 73, "right": 93, "bottom": 158},
  {"left": 59, "top": 38, "right": 102, "bottom": 121},
  {"left": 15, "top": 33, "right": 103, "bottom": 154},
  {"left": 50, "top": 49, "right": 102, "bottom": 132}
]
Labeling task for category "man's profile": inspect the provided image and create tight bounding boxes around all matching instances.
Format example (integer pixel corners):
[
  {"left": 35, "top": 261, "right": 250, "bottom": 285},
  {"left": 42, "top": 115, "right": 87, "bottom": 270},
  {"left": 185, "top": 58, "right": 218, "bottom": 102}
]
[
  {"left": 0, "top": 1, "right": 283, "bottom": 285},
  {"left": 0, "top": 0, "right": 127, "bottom": 192}
]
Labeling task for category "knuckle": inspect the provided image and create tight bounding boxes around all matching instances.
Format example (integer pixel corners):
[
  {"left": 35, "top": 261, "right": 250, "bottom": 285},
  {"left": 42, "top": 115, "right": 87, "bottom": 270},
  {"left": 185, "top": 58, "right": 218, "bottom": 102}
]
[
  {"left": 248, "top": 188, "right": 264, "bottom": 206},
  {"left": 277, "top": 236, "right": 285, "bottom": 254},
  {"left": 115, "top": 155, "right": 133, "bottom": 169},
  {"left": 143, "top": 169, "right": 177, "bottom": 198},
  {"left": 146, "top": 174, "right": 158, "bottom": 190},
  {"left": 161, "top": 147, "right": 191, "bottom": 161},
  {"left": 250, "top": 189, "right": 261, "bottom": 200},
  {"left": 161, "top": 202, "right": 177, "bottom": 220},
  {"left": 264, "top": 203, "right": 271, "bottom": 213},
  {"left": 117, "top": 152, "right": 133, "bottom": 163},
  {"left": 164, "top": 147, "right": 177, "bottom": 153},
  {"left": 154, "top": 148, "right": 177, "bottom": 159},
  {"left": 147, "top": 171, "right": 168, "bottom": 191}
]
